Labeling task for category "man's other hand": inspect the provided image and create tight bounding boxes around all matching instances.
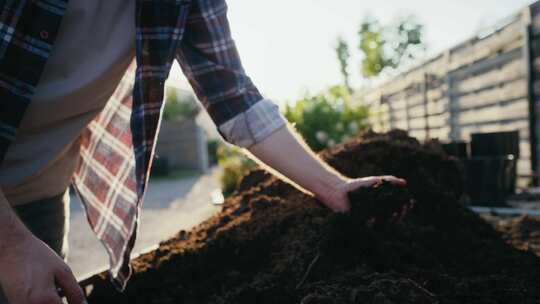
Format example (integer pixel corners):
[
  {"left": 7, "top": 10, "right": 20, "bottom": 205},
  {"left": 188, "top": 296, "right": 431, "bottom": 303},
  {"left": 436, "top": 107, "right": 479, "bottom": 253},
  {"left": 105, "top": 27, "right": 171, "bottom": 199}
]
[{"left": 0, "top": 233, "right": 86, "bottom": 304}]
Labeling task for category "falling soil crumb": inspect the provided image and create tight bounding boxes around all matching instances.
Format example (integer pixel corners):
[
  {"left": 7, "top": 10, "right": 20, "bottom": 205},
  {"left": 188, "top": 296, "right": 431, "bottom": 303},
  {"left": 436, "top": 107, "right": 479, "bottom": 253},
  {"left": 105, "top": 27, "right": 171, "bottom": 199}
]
[{"left": 87, "top": 130, "right": 540, "bottom": 304}]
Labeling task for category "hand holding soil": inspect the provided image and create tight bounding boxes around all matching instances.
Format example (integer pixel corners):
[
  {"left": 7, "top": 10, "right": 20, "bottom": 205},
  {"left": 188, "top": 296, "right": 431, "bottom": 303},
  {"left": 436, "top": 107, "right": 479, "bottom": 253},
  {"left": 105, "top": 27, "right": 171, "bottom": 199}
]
[
  {"left": 347, "top": 180, "right": 412, "bottom": 223},
  {"left": 320, "top": 175, "right": 407, "bottom": 213}
]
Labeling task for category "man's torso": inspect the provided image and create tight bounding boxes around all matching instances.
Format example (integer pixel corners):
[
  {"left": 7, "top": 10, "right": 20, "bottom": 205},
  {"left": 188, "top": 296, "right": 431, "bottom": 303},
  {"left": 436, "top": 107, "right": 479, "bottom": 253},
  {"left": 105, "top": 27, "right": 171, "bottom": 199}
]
[{"left": 0, "top": 0, "right": 136, "bottom": 205}]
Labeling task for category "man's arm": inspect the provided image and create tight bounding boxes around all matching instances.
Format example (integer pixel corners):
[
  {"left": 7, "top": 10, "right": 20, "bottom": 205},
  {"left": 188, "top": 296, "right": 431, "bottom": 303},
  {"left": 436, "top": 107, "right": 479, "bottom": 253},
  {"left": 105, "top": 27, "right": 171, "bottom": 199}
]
[
  {"left": 246, "top": 124, "right": 406, "bottom": 212},
  {"left": 176, "top": 0, "right": 405, "bottom": 212},
  {"left": 176, "top": 0, "right": 269, "bottom": 130},
  {"left": 0, "top": 189, "right": 85, "bottom": 304}
]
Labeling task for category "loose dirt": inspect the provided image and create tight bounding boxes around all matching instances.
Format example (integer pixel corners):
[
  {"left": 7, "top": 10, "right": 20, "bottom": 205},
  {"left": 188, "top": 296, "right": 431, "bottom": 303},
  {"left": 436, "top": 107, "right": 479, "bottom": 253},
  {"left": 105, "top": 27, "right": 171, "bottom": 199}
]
[{"left": 87, "top": 130, "right": 540, "bottom": 304}]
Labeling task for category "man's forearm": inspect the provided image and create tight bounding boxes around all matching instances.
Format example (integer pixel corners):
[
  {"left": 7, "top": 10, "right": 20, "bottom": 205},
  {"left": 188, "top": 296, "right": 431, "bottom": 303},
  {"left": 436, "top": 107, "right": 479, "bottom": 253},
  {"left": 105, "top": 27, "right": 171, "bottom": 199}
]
[{"left": 246, "top": 123, "right": 348, "bottom": 199}]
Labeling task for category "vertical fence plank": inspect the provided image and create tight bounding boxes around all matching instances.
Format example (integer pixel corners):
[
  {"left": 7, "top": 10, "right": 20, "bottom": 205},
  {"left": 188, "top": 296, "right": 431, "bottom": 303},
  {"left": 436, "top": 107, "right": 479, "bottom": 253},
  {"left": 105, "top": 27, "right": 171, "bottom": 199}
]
[{"left": 523, "top": 6, "right": 538, "bottom": 185}]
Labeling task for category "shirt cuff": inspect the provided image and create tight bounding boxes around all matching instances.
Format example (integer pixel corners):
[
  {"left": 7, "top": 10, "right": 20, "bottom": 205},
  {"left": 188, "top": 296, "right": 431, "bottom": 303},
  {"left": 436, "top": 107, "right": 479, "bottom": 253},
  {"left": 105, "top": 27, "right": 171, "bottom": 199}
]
[{"left": 218, "top": 98, "right": 287, "bottom": 148}]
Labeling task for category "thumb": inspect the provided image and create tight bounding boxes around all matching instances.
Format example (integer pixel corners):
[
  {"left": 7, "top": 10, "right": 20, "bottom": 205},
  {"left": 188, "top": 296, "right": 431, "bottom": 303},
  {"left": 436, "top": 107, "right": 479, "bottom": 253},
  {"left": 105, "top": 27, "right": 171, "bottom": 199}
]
[{"left": 345, "top": 177, "right": 381, "bottom": 191}]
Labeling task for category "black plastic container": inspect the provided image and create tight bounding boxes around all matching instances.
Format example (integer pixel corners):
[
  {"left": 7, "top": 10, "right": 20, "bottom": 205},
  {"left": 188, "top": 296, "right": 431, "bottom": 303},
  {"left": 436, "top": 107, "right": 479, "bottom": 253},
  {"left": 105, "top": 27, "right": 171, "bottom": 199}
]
[
  {"left": 464, "top": 155, "right": 516, "bottom": 206},
  {"left": 470, "top": 131, "right": 519, "bottom": 195},
  {"left": 470, "top": 131, "right": 520, "bottom": 158}
]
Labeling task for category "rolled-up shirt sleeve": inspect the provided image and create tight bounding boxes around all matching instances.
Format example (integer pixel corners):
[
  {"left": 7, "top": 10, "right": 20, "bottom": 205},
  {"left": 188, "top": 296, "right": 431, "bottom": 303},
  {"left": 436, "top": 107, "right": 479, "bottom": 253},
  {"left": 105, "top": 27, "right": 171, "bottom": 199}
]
[
  {"left": 176, "top": 0, "right": 286, "bottom": 147},
  {"left": 218, "top": 98, "right": 287, "bottom": 147}
]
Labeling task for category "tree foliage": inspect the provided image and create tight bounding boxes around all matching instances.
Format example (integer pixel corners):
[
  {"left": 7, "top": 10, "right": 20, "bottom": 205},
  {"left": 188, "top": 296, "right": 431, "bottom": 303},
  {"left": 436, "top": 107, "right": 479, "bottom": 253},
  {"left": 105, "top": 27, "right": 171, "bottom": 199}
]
[
  {"left": 217, "top": 145, "right": 256, "bottom": 196},
  {"left": 284, "top": 85, "right": 369, "bottom": 152},
  {"left": 162, "top": 88, "right": 200, "bottom": 122},
  {"left": 358, "top": 15, "right": 425, "bottom": 78}
]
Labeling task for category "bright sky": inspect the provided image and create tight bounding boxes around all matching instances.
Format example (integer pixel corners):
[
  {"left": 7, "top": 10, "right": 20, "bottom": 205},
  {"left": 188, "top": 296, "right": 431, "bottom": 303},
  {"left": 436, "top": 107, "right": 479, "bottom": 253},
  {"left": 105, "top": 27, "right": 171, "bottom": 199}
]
[{"left": 170, "top": 0, "right": 536, "bottom": 104}]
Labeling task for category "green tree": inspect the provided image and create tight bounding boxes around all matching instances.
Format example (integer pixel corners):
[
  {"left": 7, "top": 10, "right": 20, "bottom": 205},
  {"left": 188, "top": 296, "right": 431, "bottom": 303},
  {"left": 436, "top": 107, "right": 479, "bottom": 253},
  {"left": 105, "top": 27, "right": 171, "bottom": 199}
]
[
  {"left": 284, "top": 85, "right": 369, "bottom": 152},
  {"left": 217, "top": 145, "right": 257, "bottom": 196},
  {"left": 162, "top": 88, "right": 200, "bottom": 122},
  {"left": 335, "top": 36, "right": 352, "bottom": 93},
  {"left": 358, "top": 15, "right": 425, "bottom": 78}
]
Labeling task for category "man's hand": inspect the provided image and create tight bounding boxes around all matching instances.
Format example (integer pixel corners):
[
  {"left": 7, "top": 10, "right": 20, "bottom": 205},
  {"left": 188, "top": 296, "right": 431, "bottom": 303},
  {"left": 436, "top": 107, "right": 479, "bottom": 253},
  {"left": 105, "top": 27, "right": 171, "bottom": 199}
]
[
  {"left": 0, "top": 232, "right": 85, "bottom": 304},
  {"left": 316, "top": 176, "right": 407, "bottom": 213}
]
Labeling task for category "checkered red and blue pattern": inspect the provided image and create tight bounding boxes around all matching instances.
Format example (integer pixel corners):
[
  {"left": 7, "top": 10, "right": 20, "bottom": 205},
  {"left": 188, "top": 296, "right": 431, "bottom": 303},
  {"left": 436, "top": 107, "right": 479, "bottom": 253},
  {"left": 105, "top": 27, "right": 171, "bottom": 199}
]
[{"left": 0, "top": 0, "right": 267, "bottom": 290}]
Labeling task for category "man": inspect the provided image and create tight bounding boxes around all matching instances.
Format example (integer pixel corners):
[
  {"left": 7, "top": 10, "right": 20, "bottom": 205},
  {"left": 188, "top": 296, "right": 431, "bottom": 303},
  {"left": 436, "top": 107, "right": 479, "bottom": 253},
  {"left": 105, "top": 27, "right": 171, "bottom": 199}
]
[{"left": 0, "top": 1, "right": 406, "bottom": 304}]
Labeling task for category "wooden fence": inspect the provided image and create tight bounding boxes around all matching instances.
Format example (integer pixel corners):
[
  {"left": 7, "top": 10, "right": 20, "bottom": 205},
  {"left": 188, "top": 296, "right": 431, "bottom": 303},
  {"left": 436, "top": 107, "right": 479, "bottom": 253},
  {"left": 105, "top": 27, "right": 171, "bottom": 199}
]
[{"left": 365, "top": 2, "right": 540, "bottom": 185}]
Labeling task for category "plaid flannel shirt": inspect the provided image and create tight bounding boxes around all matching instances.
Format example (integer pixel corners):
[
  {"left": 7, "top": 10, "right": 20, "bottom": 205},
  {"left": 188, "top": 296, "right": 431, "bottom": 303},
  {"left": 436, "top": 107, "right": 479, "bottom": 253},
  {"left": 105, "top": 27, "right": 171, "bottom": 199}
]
[{"left": 0, "top": 0, "right": 285, "bottom": 290}]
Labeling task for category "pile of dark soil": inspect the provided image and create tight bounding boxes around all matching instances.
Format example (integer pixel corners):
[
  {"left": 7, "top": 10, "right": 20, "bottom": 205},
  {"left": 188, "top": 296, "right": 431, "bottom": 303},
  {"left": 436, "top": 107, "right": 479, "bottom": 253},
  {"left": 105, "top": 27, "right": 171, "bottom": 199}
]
[{"left": 87, "top": 130, "right": 540, "bottom": 303}]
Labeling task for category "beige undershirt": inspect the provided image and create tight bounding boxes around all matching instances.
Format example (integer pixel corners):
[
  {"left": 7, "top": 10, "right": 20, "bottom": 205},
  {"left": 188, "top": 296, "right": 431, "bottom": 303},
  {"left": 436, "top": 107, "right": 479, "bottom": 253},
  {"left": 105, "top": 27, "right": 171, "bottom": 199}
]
[{"left": 0, "top": 0, "right": 136, "bottom": 206}]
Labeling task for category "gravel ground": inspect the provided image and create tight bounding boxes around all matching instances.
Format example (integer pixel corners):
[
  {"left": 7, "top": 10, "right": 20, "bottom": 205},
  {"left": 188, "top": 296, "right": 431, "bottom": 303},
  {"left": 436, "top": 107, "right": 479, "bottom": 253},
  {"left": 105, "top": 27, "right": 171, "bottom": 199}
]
[{"left": 67, "top": 168, "right": 222, "bottom": 279}]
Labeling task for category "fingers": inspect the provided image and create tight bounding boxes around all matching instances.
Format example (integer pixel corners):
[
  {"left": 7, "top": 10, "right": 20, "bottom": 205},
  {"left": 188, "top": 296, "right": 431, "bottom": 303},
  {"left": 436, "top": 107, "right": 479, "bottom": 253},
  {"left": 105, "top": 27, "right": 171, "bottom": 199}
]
[
  {"left": 54, "top": 265, "right": 85, "bottom": 304},
  {"left": 353, "top": 177, "right": 383, "bottom": 188},
  {"left": 380, "top": 175, "right": 407, "bottom": 187}
]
